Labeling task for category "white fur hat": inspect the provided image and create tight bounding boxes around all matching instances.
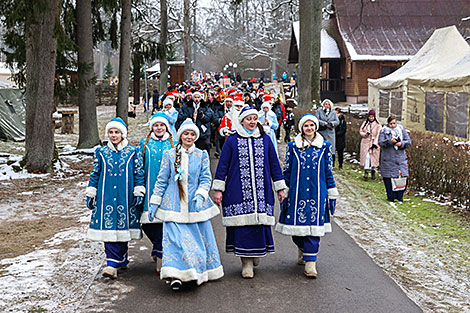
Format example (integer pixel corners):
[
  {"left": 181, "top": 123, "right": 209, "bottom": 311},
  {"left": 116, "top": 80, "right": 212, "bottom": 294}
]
[
  {"left": 149, "top": 112, "right": 170, "bottom": 130},
  {"left": 177, "top": 118, "right": 200, "bottom": 141},
  {"left": 261, "top": 102, "right": 271, "bottom": 110},
  {"left": 162, "top": 97, "right": 173, "bottom": 107},
  {"left": 298, "top": 113, "right": 319, "bottom": 132},
  {"left": 238, "top": 106, "right": 259, "bottom": 123},
  {"left": 105, "top": 117, "right": 127, "bottom": 138}
]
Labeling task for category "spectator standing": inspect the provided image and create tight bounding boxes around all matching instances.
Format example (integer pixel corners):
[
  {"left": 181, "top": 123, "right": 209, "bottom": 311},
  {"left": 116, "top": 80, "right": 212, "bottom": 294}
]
[{"left": 334, "top": 107, "right": 347, "bottom": 169}]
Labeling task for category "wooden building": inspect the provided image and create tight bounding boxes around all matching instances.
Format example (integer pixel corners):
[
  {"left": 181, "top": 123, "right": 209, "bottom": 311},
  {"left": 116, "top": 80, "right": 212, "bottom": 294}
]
[{"left": 289, "top": 0, "right": 470, "bottom": 104}]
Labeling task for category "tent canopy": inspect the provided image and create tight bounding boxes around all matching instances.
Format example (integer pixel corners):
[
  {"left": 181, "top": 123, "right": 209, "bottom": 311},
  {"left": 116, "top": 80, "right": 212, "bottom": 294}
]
[
  {"left": 0, "top": 89, "right": 25, "bottom": 141},
  {"left": 369, "top": 26, "right": 470, "bottom": 89}
]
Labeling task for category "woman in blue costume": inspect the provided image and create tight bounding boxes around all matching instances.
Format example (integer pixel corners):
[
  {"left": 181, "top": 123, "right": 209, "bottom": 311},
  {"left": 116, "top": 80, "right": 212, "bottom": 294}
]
[
  {"left": 162, "top": 97, "right": 178, "bottom": 139},
  {"left": 148, "top": 118, "right": 223, "bottom": 291},
  {"left": 275, "top": 114, "right": 338, "bottom": 278},
  {"left": 139, "top": 112, "right": 175, "bottom": 274},
  {"left": 213, "top": 106, "right": 287, "bottom": 279},
  {"left": 85, "top": 118, "right": 145, "bottom": 279},
  {"left": 257, "top": 96, "right": 279, "bottom": 154}
]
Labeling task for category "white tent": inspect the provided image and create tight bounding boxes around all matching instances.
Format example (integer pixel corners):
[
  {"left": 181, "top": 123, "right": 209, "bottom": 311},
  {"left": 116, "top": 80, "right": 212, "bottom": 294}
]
[{"left": 368, "top": 26, "right": 470, "bottom": 139}]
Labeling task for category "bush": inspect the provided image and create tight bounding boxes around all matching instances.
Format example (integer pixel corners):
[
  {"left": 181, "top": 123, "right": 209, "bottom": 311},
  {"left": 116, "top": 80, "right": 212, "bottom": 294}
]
[{"left": 344, "top": 113, "right": 470, "bottom": 212}]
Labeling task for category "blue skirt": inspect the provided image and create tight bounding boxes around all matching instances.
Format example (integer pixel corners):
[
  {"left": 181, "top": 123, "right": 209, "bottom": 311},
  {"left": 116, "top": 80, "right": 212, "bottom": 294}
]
[
  {"left": 226, "top": 225, "right": 274, "bottom": 257},
  {"left": 161, "top": 221, "right": 224, "bottom": 285}
]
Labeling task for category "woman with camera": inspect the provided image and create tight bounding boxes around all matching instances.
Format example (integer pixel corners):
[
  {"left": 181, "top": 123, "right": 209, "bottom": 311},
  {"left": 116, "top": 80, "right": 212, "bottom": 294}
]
[{"left": 359, "top": 110, "right": 382, "bottom": 180}]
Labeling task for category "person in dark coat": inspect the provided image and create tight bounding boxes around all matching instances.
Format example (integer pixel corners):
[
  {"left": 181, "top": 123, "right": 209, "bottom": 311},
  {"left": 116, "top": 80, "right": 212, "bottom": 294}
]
[
  {"left": 283, "top": 105, "right": 295, "bottom": 143},
  {"left": 178, "top": 90, "right": 214, "bottom": 154},
  {"left": 378, "top": 116, "right": 411, "bottom": 202},
  {"left": 152, "top": 90, "right": 160, "bottom": 113},
  {"left": 334, "top": 107, "right": 347, "bottom": 169}
]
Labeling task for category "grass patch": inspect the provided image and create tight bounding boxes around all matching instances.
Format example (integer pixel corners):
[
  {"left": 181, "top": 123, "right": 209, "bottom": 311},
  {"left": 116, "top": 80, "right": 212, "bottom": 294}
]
[{"left": 337, "top": 162, "right": 470, "bottom": 263}]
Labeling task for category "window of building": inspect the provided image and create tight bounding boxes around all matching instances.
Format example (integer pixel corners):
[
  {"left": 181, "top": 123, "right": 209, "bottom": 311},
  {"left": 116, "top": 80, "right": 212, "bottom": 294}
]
[{"left": 381, "top": 65, "right": 397, "bottom": 77}]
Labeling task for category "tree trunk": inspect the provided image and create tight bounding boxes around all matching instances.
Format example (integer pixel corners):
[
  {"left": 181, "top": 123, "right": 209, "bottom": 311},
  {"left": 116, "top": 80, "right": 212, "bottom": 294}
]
[
  {"left": 311, "top": 0, "right": 322, "bottom": 106},
  {"left": 133, "top": 43, "right": 141, "bottom": 106},
  {"left": 298, "top": 0, "right": 322, "bottom": 109},
  {"left": 23, "top": 0, "right": 59, "bottom": 173},
  {"left": 116, "top": 0, "right": 132, "bottom": 125},
  {"left": 183, "top": 0, "right": 191, "bottom": 81},
  {"left": 159, "top": 0, "right": 168, "bottom": 93},
  {"left": 76, "top": 0, "right": 101, "bottom": 149}
]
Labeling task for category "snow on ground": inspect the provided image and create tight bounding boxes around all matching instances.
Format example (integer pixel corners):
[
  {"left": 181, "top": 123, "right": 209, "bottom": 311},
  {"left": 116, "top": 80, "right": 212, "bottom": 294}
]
[{"left": 334, "top": 175, "right": 470, "bottom": 313}]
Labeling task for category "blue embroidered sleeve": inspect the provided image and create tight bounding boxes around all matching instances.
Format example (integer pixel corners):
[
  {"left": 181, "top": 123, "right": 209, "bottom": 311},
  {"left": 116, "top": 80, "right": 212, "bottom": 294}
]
[
  {"left": 324, "top": 142, "right": 336, "bottom": 190},
  {"left": 166, "top": 110, "right": 178, "bottom": 124},
  {"left": 283, "top": 143, "right": 293, "bottom": 188},
  {"left": 198, "top": 150, "right": 213, "bottom": 192},
  {"left": 133, "top": 149, "right": 145, "bottom": 188},
  {"left": 153, "top": 150, "right": 171, "bottom": 197},
  {"left": 269, "top": 114, "right": 279, "bottom": 131},
  {"left": 88, "top": 149, "right": 101, "bottom": 189},
  {"left": 267, "top": 136, "right": 284, "bottom": 183}
]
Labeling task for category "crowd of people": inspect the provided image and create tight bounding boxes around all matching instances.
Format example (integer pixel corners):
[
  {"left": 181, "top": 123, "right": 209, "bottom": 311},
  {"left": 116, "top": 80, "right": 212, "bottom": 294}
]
[{"left": 84, "top": 76, "right": 409, "bottom": 291}]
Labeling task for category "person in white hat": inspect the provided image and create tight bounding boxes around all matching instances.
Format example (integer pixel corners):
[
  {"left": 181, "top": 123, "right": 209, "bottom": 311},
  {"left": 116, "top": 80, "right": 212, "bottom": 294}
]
[
  {"left": 161, "top": 97, "right": 179, "bottom": 139},
  {"left": 85, "top": 117, "right": 145, "bottom": 279},
  {"left": 148, "top": 118, "right": 223, "bottom": 290},
  {"left": 212, "top": 107, "right": 287, "bottom": 279},
  {"left": 258, "top": 99, "right": 279, "bottom": 155},
  {"left": 138, "top": 112, "right": 175, "bottom": 274},
  {"left": 275, "top": 113, "right": 339, "bottom": 278}
]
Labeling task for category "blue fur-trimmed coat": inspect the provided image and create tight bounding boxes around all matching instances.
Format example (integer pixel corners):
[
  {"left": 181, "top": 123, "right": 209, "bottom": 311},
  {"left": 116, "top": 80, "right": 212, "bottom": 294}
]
[
  {"left": 275, "top": 134, "right": 339, "bottom": 237},
  {"left": 213, "top": 124, "right": 287, "bottom": 227},
  {"left": 139, "top": 133, "right": 174, "bottom": 223},
  {"left": 85, "top": 140, "right": 145, "bottom": 242},
  {"left": 150, "top": 145, "right": 220, "bottom": 223}
]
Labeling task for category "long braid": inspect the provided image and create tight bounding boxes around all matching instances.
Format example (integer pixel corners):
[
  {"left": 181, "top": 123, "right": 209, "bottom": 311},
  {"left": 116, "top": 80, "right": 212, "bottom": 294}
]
[
  {"left": 168, "top": 133, "right": 175, "bottom": 148},
  {"left": 142, "top": 130, "right": 152, "bottom": 161},
  {"left": 174, "top": 141, "right": 185, "bottom": 200}
]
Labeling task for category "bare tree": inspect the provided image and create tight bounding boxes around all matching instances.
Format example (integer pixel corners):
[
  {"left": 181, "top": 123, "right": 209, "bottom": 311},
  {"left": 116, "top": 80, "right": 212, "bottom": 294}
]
[
  {"left": 183, "top": 0, "right": 192, "bottom": 80},
  {"left": 159, "top": 0, "right": 169, "bottom": 92},
  {"left": 77, "top": 0, "right": 101, "bottom": 149},
  {"left": 24, "top": 0, "right": 59, "bottom": 172},
  {"left": 117, "top": 0, "right": 132, "bottom": 124}
]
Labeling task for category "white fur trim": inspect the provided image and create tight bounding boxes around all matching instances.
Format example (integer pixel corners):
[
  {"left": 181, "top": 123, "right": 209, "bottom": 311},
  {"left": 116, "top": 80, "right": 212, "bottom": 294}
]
[
  {"left": 261, "top": 102, "right": 271, "bottom": 109},
  {"left": 294, "top": 133, "right": 324, "bottom": 149},
  {"left": 275, "top": 222, "right": 332, "bottom": 236},
  {"left": 133, "top": 186, "right": 146, "bottom": 197},
  {"left": 150, "top": 194, "right": 162, "bottom": 206},
  {"left": 160, "top": 265, "right": 224, "bottom": 285},
  {"left": 212, "top": 179, "right": 226, "bottom": 192},
  {"left": 140, "top": 211, "right": 163, "bottom": 224},
  {"left": 219, "top": 126, "right": 230, "bottom": 136},
  {"left": 298, "top": 114, "right": 319, "bottom": 132},
  {"left": 273, "top": 180, "right": 287, "bottom": 192},
  {"left": 151, "top": 132, "right": 170, "bottom": 141},
  {"left": 149, "top": 116, "right": 170, "bottom": 130},
  {"left": 106, "top": 121, "right": 127, "bottom": 138},
  {"left": 155, "top": 205, "right": 220, "bottom": 223},
  {"left": 235, "top": 122, "right": 261, "bottom": 138},
  {"left": 327, "top": 187, "right": 339, "bottom": 199},
  {"left": 284, "top": 187, "right": 289, "bottom": 195},
  {"left": 162, "top": 97, "right": 173, "bottom": 107},
  {"left": 177, "top": 118, "right": 200, "bottom": 141},
  {"left": 107, "top": 139, "right": 129, "bottom": 152},
  {"left": 221, "top": 213, "right": 275, "bottom": 226},
  {"left": 85, "top": 186, "right": 97, "bottom": 198},
  {"left": 238, "top": 108, "right": 259, "bottom": 123},
  {"left": 195, "top": 188, "right": 209, "bottom": 201},
  {"left": 86, "top": 228, "right": 142, "bottom": 241}
]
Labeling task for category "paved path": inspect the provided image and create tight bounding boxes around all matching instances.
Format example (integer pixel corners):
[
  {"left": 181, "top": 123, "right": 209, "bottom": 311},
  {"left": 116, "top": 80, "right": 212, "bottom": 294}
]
[{"left": 89, "top": 157, "right": 422, "bottom": 313}]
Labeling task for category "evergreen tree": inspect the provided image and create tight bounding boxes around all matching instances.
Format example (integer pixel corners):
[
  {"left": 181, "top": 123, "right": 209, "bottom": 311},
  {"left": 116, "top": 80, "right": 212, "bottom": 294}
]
[{"left": 104, "top": 58, "right": 113, "bottom": 80}]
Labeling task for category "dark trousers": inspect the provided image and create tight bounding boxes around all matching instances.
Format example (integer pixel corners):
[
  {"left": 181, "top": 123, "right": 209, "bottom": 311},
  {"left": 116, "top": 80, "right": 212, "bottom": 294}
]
[
  {"left": 196, "top": 137, "right": 211, "bottom": 154},
  {"left": 215, "top": 134, "right": 225, "bottom": 154},
  {"left": 336, "top": 148, "right": 344, "bottom": 168},
  {"left": 292, "top": 236, "right": 321, "bottom": 262},
  {"left": 284, "top": 125, "right": 292, "bottom": 143},
  {"left": 104, "top": 242, "right": 129, "bottom": 268},
  {"left": 141, "top": 223, "right": 163, "bottom": 258},
  {"left": 383, "top": 177, "right": 406, "bottom": 201}
]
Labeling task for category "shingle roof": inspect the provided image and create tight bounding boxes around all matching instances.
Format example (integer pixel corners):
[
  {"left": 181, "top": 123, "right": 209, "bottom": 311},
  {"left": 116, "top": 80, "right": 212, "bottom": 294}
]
[{"left": 334, "top": 0, "right": 470, "bottom": 61}]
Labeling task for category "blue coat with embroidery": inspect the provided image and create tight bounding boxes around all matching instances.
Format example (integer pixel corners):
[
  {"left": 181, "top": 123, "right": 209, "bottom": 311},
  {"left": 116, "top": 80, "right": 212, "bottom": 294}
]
[
  {"left": 275, "top": 135, "right": 338, "bottom": 237},
  {"left": 150, "top": 145, "right": 220, "bottom": 223},
  {"left": 139, "top": 135, "right": 173, "bottom": 223},
  {"left": 86, "top": 141, "right": 145, "bottom": 242},
  {"left": 164, "top": 108, "right": 178, "bottom": 140},
  {"left": 213, "top": 130, "right": 287, "bottom": 227}
]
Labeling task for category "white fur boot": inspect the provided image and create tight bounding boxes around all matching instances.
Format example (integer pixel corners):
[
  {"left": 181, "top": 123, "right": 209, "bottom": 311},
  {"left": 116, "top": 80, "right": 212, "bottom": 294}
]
[
  {"left": 253, "top": 257, "right": 260, "bottom": 267},
  {"left": 304, "top": 261, "right": 317, "bottom": 278},
  {"left": 241, "top": 257, "right": 254, "bottom": 279},
  {"left": 298, "top": 249, "right": 306, "bottom": 265},
  {"left": 102, "top": 266, "right": 118, "bottom": 279}
]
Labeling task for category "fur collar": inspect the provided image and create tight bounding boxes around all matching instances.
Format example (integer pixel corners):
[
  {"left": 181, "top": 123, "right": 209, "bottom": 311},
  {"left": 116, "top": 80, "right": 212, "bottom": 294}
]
[
  {"left": 294, "top": 133, "right": 324, "bottom": 149},
  {"left": 180, "top": 144, "right": 196, "bottom": 154},
  {"left": 235, "top": 123, "right": 261, "bottom": 138},
  {"left": 107, "top": 138, "right": 129, "bottom": 152},
  {"left": 151, "top": 132, "right": 170, "bottom": 141}
]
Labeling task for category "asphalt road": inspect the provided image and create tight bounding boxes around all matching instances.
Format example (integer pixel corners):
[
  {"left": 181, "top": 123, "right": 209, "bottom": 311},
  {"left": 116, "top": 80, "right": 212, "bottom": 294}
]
[{"left": 102, "top": 156, "right": 422, "bottom": 313}]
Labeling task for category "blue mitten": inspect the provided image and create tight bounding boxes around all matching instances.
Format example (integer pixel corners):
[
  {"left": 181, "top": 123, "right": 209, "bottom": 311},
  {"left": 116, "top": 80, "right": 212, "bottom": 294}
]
[
  {"left": 148, "top": 204, "right": 159, "bottom": 222},
  {"left": 328, "top": 199, "right": 337, "bottom": 215},
  {"left": 193, "top": 194, "right": 205, "bottom": 211},
  {"left": 86, "top": 197, "right": 95, "bottom": 210},
  {"left": 132, "top": 196, "right": 143, "bottom": 209}
]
